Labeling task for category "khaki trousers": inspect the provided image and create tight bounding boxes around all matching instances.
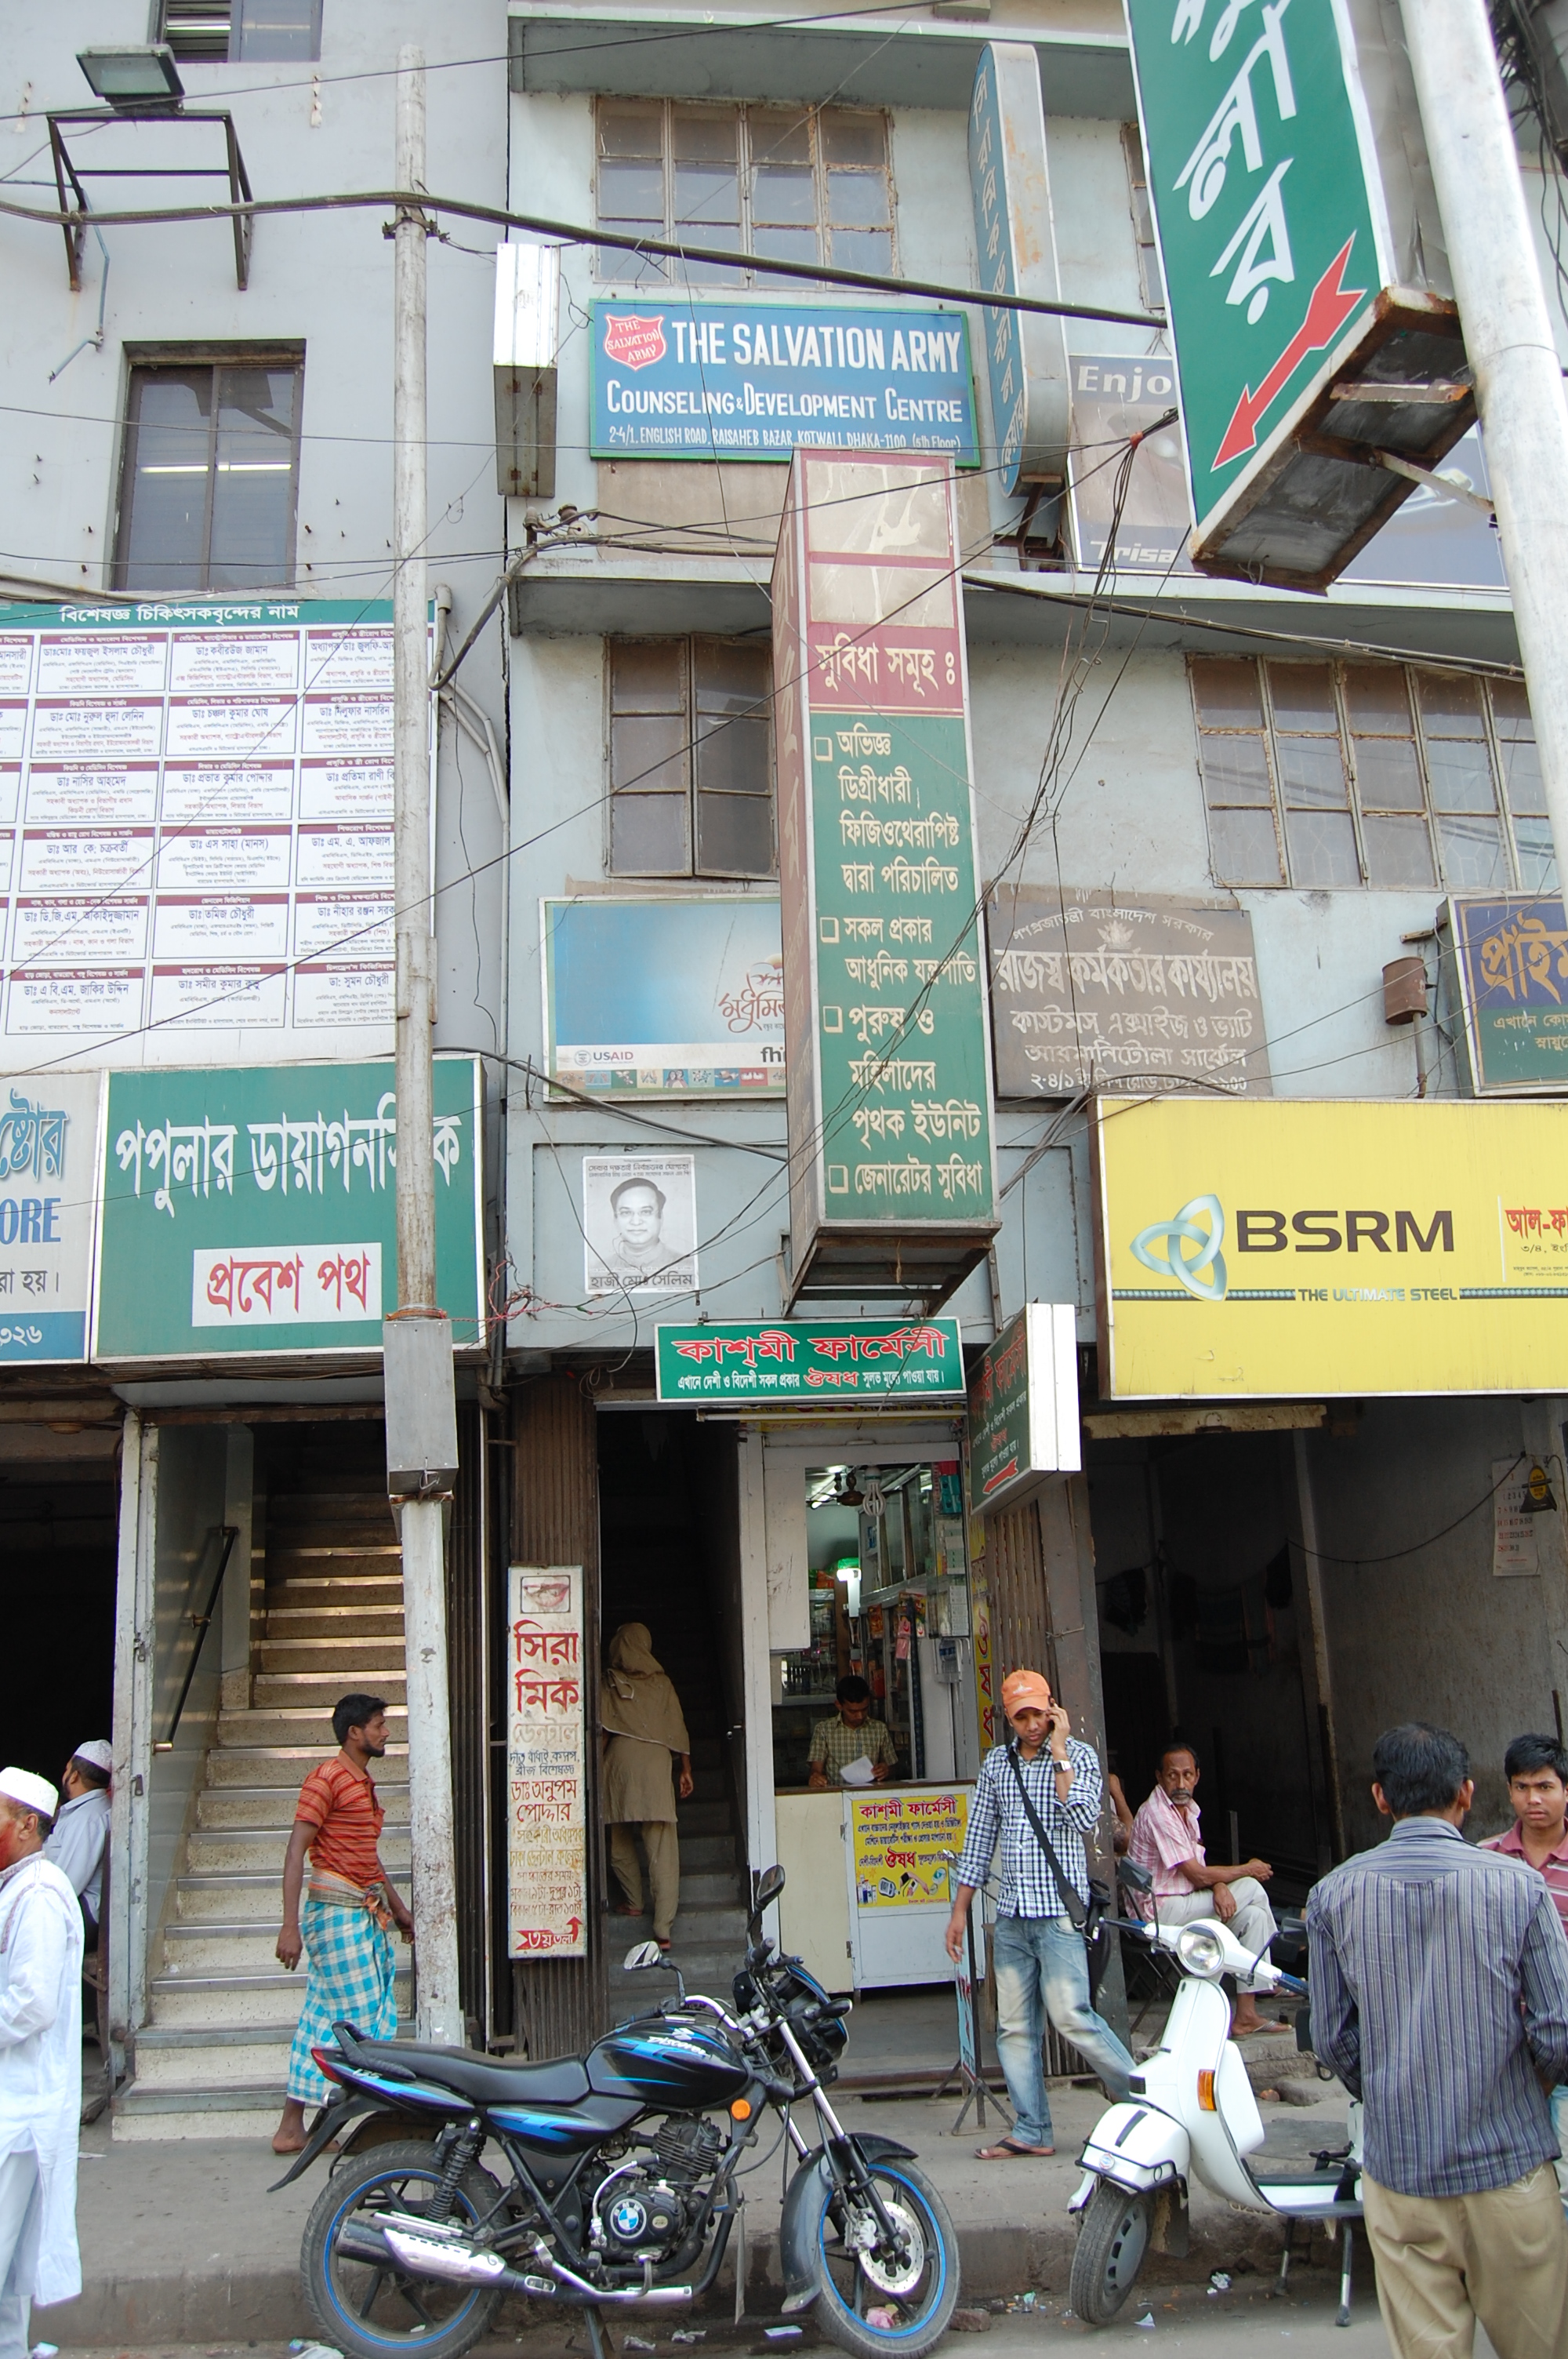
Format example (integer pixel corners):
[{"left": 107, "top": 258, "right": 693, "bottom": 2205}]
[
  {"left": 608, "top": 1822, "right": 681, "bottom": 1942},
  {"left": 1363, "top": 2165, "right": 1568, "bottom": 2359}
]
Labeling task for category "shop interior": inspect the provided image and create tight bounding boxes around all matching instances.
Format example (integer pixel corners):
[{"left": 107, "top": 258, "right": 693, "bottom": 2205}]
[{"left": 5, "top": 1449, "right": 119, "bottom": 1787}]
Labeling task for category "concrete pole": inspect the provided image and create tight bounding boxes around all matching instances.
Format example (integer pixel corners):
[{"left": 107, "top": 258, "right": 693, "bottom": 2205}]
[
  {"left": 392, "top": 45, "right": 463, "bottom": 2047},
  {"left": 1399, "top": 0, "right": 1568, "bottom": 861}
]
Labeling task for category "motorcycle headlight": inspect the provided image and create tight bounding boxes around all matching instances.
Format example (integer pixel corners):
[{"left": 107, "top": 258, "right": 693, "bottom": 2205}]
[{"left": 1176, "top": 1923, "right": 1228, "bottom": 1980}]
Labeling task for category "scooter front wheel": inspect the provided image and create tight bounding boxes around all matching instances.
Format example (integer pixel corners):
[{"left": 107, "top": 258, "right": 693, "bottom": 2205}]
[{"left": 1069, "top": 2179, "right": 1152, "bottom": 2327}]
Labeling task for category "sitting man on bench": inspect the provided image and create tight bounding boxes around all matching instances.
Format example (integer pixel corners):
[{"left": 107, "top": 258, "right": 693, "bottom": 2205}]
[{"left": 1129, "top": 1740, "right": 1286, "bottom": 2037}]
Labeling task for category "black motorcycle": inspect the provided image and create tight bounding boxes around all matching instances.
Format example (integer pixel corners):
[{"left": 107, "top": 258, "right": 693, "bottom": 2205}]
[{"left": 271, "top": 1865, "right": 958, "bottom": 2359}]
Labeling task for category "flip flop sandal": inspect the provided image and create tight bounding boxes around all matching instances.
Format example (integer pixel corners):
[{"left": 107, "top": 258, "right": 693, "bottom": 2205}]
[{"left": 975, "top": 2139, "right": 1054, "bottom": 2159}]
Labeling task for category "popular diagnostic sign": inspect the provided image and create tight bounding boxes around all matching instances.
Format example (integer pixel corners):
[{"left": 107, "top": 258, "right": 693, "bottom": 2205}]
[
  {"left": 1449, "top": 896, "right": 1568, "bottom": 1095},
  {"left": 0, "top": 601, "right": 414, "bottom": 1059},
  {"left": 1095, "top": 1095, "right": 1568, "bottom": 1398},
  {"left": 0, "top": 1074, "right": 103, "bottom": 1362},
  {"left": 987, "top": 885, "right": 1270, "bottom": 1096},
  {"left": 591, "top": 300, "right": 979, "bottom": 465},
  {"left": 773, "top": 450, "right": 998, "bottom": 1303},
  {"left": 94, "top": 1056, "right": 483, "bottom": 1359},
  {"left": 543, "top": 895, "right": 784, "bottom": 1096},
  {"left": 507, "top": 1564, "right": 587, "bottom": 1961},
  {"left": 655, "top": 1314, "right": 964, "bottom": 1404},
  {"left": 968, "top": 1302, "right": 1080, "bottom": 1510},
  {"left": 849, "top": 1787, "right": 967, "bottom": 1907}
]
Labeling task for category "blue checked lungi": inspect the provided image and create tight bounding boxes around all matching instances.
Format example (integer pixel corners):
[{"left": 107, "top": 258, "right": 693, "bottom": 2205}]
[{"left": 286, "top": 1893, "right": 397, "bottom": 2106}]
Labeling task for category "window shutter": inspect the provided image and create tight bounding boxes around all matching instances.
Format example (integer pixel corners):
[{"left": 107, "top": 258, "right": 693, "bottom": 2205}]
[{"left": 160, "top": 1, "right": 234, "bottom": 61}]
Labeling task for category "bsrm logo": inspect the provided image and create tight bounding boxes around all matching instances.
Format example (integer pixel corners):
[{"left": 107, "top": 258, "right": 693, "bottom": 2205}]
[{"left": 1131, "top": 1194, "right": 1453, "bottom": 1304}]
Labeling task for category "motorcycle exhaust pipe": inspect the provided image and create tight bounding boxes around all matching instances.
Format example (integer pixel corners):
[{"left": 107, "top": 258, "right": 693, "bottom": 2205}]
[{"left": 344, "top": 2222, "right": 692, "bottom": 2311}]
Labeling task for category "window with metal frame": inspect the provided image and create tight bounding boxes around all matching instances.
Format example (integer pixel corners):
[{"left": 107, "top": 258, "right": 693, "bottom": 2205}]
[
  {"left": 596, "top": 100, "right": 895, "bottom": 284},
  {"left": 608, "top": 639, "right": 775, "bottom": 879},
  {"left": 113, "top": 355, "right": 303, "bottom": 594},
  {"left": 160, "top": 0, "right": 321, "bottom": 64},
  {"left": 1190, "top": 657, "right": 1555, "bottom": 892}
]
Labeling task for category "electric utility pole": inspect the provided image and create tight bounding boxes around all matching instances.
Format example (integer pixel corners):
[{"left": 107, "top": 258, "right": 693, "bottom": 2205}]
[
  {"left": 387, "top": 43, "right": 463, "bottom": 2047},
  {"left": 1399, "top": 0, "right": 1568, "bottom": 867}
]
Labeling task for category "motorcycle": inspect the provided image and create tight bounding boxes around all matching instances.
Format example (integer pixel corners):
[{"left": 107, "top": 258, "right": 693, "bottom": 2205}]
[
  {"left": 270, "top": 1864, "right": 960, "bottom": 2359},
  {"left": 1068, "top": 1862, "right": 1362, "bottom": 2328}
]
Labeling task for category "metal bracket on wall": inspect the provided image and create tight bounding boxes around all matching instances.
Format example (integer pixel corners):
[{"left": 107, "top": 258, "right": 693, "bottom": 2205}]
[{"left": 46, "top": 107, "right": 253, "bottom": 291}]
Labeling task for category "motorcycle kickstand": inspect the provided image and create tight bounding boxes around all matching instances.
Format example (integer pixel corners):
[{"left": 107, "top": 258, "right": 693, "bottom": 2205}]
[
  {"left": 583, "top": 2307, "right": 615, "bottom": 2359},
  {"left": 1268, "top": 2223, "right": 1295, "bottom": 2300},
  {"left": 1337, "top": 2223, "right": 1354, "bottom": 2330}
]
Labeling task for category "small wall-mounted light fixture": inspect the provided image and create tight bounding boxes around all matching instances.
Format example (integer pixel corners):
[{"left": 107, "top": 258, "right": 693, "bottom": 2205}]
[
  {"left": 1521, "top": 1461, "right": 1559, "bottom": 1514},
  {"left": 76, "top": 45, "right": 185, "bottom": 109}
]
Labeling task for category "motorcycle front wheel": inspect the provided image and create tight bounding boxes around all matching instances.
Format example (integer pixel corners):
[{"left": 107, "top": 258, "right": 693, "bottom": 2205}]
[
  {"left": 302, "top": 2137, "right": 506, "bottom": 2359},
  {"left": 1069, "top": 2179, "right": 1152, "bottom": 2327},
  {"left": 805, "top": 2158, "right": 959, "bottom": 2359}
]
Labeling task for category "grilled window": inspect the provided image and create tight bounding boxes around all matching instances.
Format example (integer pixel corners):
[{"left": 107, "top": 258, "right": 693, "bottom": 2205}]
[
  {"left": 160, "top": 0, "right": 321, "bottom": 64},
  {"left": 1191, "top": 657, "right": 1555, "bottom": 892},
  {"left": 608, "top": 640, "right": 775, "bottom": 879},
  {"left": 113, "top": 356, "right": 303, "bottom": 594},
  {"left": 596, "top": 101, "right": 894, "bottom": 283}
]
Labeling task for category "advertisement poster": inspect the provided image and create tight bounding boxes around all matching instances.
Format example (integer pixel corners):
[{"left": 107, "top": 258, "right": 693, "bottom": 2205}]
[
  {"left": 582, "top": 1153, "right": 698, "bottom": 1298},
  {"left": 1492, "top": 1460, "right": 1541, "bottom": 1579},
  {"left": 543, "top": 896, "right": 784, "bottom": 1097},
  {"left": 591, "top": 300, "right": 979, "bottom": 466},
  {"left": 0, "top": 1074, "right": 103, "bottom": 1361},
  {"left": 1096, "top": 1096, "right": 1568, "bottom": 1398},
  {"left": 987, "top": 885, "right": 1270, "bottom": 1097},
  {"left": 850, "top": 1787, "right": 968, "bottom": 1906},
  {"left": 94, "top": 1056, "right": 483, "bottom": 1358},
  {"left": 507, "top": 1565, "right": 587, "bottom": 1959},
  {"left": 1449, "top": 895, "right": 1568, "bottom": 1094}
]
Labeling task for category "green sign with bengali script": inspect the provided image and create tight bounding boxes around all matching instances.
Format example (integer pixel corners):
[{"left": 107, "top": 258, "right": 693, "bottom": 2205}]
[{"left": 655, "top": 1315, "right": 964, "bottom": 1403}]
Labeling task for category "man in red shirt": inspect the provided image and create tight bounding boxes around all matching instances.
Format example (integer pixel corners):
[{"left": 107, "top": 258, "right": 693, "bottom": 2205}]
[
  {"left": 1481, "top": 1732, "right": 1568, "bottom": 2197},
  {"left": 271, "top": 1693, "right": 413, "bottom": 2154}
]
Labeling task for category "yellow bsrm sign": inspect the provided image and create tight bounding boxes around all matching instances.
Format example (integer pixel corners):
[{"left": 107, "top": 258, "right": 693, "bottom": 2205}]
[{"left": 1094, "top": 1096, "right": 1568, "bottom": 1398}]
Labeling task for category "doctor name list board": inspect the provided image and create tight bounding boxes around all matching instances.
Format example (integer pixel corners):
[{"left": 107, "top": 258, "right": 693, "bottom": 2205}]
[{"left": 0, "top": 603, "right": 412, "bottom": 1059}]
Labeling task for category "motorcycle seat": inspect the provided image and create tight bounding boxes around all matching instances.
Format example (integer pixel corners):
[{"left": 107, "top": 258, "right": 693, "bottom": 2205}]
[{"left": 352, "top": 2040, "right": 591, "bottom": 2108}]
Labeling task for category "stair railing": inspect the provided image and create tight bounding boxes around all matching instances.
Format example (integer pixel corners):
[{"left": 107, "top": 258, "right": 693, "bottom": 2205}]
[{"left": 152, "top": 1523, "right": 241, "bottom": 1756}]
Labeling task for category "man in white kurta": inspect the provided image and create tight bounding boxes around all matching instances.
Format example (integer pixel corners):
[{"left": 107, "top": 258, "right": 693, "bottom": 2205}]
[{"left": 0, "top": 1768, "right": 82, "bottom": 2359}]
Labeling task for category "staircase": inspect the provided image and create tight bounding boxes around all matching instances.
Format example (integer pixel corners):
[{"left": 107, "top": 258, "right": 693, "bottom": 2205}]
[{"left": 115, "top": 1434, "right": 412, "bottom": 2140}]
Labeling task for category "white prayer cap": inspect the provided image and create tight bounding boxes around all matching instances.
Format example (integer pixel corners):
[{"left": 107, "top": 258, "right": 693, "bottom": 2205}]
[
  {"left": 0, "top": 1769, "right": 56, "bottom": 1820},
  {"left": 71, "top": 1740, "right": 112, "bottom": 1775}
]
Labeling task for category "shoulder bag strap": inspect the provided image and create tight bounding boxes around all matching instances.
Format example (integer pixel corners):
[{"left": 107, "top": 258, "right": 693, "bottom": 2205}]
[{"left": 1007, "top": 1741, "right": 1088, "bottom": 1929}]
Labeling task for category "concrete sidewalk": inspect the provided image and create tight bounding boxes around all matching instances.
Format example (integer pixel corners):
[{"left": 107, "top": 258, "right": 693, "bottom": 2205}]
[{"left": 46, "top": 2034, "right": 1350, "bottom": 2346}]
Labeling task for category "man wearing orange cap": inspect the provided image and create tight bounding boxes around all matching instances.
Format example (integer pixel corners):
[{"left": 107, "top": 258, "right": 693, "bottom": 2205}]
[{"left": 946, "top": 1670, "right": 1134, "bottom": 2158}]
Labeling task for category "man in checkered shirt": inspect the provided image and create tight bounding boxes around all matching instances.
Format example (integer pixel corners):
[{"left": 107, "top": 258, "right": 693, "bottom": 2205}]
[{"left": 946, "top": 1668, "right": 1134, "bottom": 2158}]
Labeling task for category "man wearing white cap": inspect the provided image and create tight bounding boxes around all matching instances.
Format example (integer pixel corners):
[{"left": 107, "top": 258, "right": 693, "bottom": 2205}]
[
  {"left": 0, "top": 1767, "right": 82, "bottom": 2357},
  {"left": 44, "top": 1743, "right": 111, "bottom": 1944}
]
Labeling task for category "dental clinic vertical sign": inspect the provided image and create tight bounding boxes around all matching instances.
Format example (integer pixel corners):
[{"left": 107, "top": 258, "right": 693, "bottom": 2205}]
[{"left": 1126, "top": 0, "right": 1386, "bottom": 550}]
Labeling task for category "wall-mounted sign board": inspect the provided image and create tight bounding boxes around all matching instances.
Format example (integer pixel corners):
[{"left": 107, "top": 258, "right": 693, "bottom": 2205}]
[
  {"left": 1447, "top": 895, "right": 1568, "bottom": 1096},
  {"left": 542, "top": 895, "right": 783, "bottom": 1097},
  {"left": 968, "top": 1302, "right": 1080, "bottom": 1511}
]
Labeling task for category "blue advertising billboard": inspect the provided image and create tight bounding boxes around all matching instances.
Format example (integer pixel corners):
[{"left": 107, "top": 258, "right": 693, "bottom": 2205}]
[
  {"left": 590, "top": 300, "right": 979, "bottom": 465},
  {"left": 542, "top": 896, "right": 784, "bottom": 1096}
]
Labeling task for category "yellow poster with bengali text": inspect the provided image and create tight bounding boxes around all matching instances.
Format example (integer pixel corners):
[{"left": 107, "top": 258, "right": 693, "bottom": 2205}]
[
  {"left": 1095, "top": 1096, "right": 1568, "bottom": 1398},
  {"left": 850, "top": 1787, "right": 968, "bottom": 1908}
]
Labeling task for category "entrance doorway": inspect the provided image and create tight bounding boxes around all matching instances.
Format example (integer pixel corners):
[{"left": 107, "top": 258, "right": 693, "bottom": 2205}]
[{"left": 7, "top": 1451, "right": 119, "bottom": 1786}]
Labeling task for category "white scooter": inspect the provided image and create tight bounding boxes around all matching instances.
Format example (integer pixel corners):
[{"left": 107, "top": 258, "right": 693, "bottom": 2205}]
[{"left": 1068, "top": 1863, "right": 1362, "bottom": 2328}]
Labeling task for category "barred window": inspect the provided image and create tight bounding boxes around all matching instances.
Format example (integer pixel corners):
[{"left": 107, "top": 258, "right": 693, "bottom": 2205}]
[
  {"left": 608, "top": 641, "right": 774, "bottom": 879},
  {"left": 1191, "top": 658, "right": 1555, "bottom": 893},
  {"left": 596, "top": 101, "right": 895, "bottom": 284},
  {"left": 161, "top": 0, "right": 321, "bottom": 61}
]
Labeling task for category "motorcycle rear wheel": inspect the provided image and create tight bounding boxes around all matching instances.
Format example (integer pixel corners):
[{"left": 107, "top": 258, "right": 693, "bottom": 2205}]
[
  {"left": 806, "top": 2159, "right": 959, "bottom": 2359},
  {"left": 1069, "top": 2179, "right": 1152, "bottom": 2327},
  {"left": 303, "top": 2137, "right": 506, "bottom": 2359}
]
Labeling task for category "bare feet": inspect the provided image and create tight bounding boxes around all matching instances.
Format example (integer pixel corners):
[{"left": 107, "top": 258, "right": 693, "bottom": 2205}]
[{"left": 272, "top": 2098, "right": 309, "bottom": 2154}]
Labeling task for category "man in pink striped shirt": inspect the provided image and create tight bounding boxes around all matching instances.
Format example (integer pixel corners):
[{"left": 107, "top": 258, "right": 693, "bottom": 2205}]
[
  {"left": 1128, "top": 1741, "right": 1285, "bottom": 2037},
  {"left": 1481, "top": 1732, "right": 1568, "bottom": 2197}
]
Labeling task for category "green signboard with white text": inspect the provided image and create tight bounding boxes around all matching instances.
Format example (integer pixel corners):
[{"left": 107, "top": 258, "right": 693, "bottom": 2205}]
[
  {"left": 94, "top": 1056, "right": 484, "bottom": 1359},
  {"left": 655, "top": 1316, "right": 964, "bottom": 1404}
]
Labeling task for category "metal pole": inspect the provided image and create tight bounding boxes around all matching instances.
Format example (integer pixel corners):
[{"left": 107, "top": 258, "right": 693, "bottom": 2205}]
[
  {"left": 1399, "top": 0, "right": 1568, "bottom": 860},
  {"left": 392, "top": 44, "right": 463, "bottom": 2047}
]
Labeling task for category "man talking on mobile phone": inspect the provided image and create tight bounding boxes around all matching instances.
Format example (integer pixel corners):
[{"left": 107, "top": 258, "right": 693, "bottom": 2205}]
[{"left": 945, "top": 1668, "right": 1134, "bottom": 2161}]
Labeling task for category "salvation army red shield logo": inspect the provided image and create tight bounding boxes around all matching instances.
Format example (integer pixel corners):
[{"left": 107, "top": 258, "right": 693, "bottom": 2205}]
[{"left": 603, "top": 313, "right": 666, "bottom": 371}]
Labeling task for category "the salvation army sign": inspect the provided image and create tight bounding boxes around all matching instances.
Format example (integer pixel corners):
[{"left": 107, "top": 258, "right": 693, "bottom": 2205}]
[{"left": 590, "top": 297, "right": 979, "bottom": 464}]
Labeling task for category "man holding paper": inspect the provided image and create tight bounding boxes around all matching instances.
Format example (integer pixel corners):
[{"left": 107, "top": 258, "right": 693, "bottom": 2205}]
[{"left": 808, "top": 1676, "right": 899, "bottom": 1789}]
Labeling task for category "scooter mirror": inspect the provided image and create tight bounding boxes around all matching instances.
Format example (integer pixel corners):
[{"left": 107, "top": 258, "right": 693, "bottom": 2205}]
[
  {"left": 1118, "top": 1859, "right": 1154, "bottom": 1895},
  {"left": 623, "top": 1940, "right": 663, "bottom": 1971}
]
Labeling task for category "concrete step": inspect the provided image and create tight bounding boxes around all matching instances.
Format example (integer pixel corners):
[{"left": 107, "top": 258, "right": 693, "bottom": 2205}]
[
  {"left": 675, "top": 1801, "right": 734, "bottom": 1837},
  {"left": 112, "top": 2082, "right": 290, "bottom": 2141},
  {"left": 252, "top": 1672, "right": 408, "bottom": 1709},
  {"left": 673, "top": 1871, "right": 743, "bottom": 1906},
  {"left": 144, "top": 1964, "right": 411, "bottom": 2029},
  {"left": 131, "top": 2025, "right": 294, "bottom": 2089},
  {"left": 205, "top": 1743, "right": 409, "bottom": 1787},
  {"left": 670, "top": 1834, "right": 736, "bottom": 1872},
  {"left": 258, "top": 1637, "right": 408, "bottom": 1672},
  {"left": 161, "top": 1909, "right": 415, "bottom": 1973},
  {"left": 182, "top": 1825, "right": 412, "bottom": 1877},
  {"left": 175, "top": 1874, "right": 285, "bottom": 1923},
  {"left": 263, "top": 1607, "right": 407, "bottom": 1638},
  {"left": 217, "top": 1707, "right": 408, "bottom": 1747},
  {"left": 198, "top": 1781, "right": 410, "bottom": 1829}
]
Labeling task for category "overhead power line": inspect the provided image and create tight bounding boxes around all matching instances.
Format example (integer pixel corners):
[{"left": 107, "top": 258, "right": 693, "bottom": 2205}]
[{"left": 0, "top": 184, "right": 1166, "bottom": 333}]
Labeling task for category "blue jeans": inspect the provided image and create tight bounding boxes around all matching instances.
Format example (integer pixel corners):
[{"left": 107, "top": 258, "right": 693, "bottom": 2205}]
[{"left": 991, "top": 1912, "right": 1135, "bottom": 2147}]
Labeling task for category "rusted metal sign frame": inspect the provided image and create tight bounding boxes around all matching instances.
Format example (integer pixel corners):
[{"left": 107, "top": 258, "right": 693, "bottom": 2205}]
[{"left": 46, "top": 107, "right": 254, "bottom": 292}]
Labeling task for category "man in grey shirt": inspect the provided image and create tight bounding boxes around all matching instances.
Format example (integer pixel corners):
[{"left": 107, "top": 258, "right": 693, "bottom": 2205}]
[{"left": 1307, "top": 1723, "right": 1568, "bottom": 2359}]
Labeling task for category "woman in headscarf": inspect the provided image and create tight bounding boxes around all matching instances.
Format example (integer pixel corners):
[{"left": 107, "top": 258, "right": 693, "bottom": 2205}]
[{"left": 601, "top": 1623, "right": 693, "bottom": 1949}]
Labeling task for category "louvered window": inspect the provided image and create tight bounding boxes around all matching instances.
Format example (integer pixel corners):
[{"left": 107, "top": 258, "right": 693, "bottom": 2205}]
[{"left": 160, "top": 0, "right": 321, "bottom": 63}]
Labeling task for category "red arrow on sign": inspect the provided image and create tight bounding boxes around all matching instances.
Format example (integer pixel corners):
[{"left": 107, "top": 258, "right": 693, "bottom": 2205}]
[{"left": 1212, "top": 238, "right": 1367, "bottom": 471}]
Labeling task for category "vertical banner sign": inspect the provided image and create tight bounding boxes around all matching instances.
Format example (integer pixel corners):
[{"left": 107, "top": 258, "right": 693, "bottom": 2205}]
[
  {"left": 773, "top": 451, "right": 999, "bottom": 1303},
  {"left": 0, "top": 1073, "right": 103, "bottom": 1361},
  {"left": 967, "top": 45, "right": 1071, "bottom": 494},
  {"left": 1123, "top": 0, "right": 1454, "bottom": 577},
  {"left": 507, "top": 1565, "right": 587, "bottom": 1959},
  {"left": 968, "top": 1302, "right": 1081, "bottom": 1510}
]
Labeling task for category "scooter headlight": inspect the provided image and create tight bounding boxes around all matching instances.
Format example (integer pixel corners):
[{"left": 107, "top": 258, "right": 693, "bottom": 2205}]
[{"left": 1176, "top": 1923, "right": 1228, "bottom": 1979}]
